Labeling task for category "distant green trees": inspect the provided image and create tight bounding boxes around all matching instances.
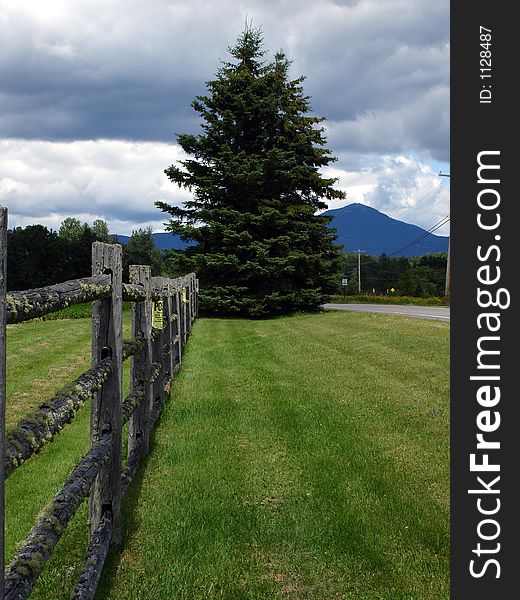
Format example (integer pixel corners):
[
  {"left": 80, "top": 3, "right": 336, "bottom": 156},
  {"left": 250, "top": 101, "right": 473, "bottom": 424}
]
[
  {"left": 6, "top": 220, "right": 165, "bottom": 291},
  {"left": 7, "top": 225, "right": 66, "bottom": 290},
  {"left": 122, "top": 228, "right": 164, "bottom": 281},
  {"left": 58, "top": 217, "right": 84, "bottom": 242},
  {"left": 339, "top": 252, "right": 448, "bottom": 297},
  {"left": 157, "top": 26, "right": 344, "bottom": 318},
  {"left": 7, "top": 220, "right": 107, "bottom": 290}
]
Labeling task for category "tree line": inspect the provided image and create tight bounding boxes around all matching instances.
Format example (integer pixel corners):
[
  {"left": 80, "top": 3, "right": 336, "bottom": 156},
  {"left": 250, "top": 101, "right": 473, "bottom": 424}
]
[
  {"left": 339, "top": 252, "right": 448, "bottom": 297},
  {"left": 6, "top": 218, "right": 164, "bottom": 291},
  {"left": 6, "top": 218, "right": 447, "bottom": 298}
]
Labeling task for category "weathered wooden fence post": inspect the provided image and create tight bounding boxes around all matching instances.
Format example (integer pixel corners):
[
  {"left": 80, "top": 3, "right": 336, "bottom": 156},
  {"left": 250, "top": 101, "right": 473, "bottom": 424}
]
[
  {"left": 0, "top": 206, "right": 7, "bottom": 600},
  {"left": 90, "top": 242, "right": 123, "bottom": 546},
  {"left": 166, "top": 280, "right": 175, "bottom": 379},
  {"left": 166, "top": 279, "right": 177, "bottom": 378},
  {"left": 182, "top": 281, "right": 188, "bottom": 346},
  {"left": 195, "top": 277, "right": 199, "bottom": 317},
  {"left": 172, "top": 283, "right": 181, "bottom": 371},
  {"left": 162, "top": 280, "right": 172, "bottom": 388},
  {"left": 176, "top": 284, "right": 181, "bottom": 353},
  {"left": 128, "top": 265, "right": 152, "bottom": 458},
  {"left": 190, "top": 276, "right": 195, "bottom": 326},
  {"left": 186, "top": 279, "right": 192, "bottom": 333},
  {"left": 151, "top": 277, "right": 165, "bottom": 409}
]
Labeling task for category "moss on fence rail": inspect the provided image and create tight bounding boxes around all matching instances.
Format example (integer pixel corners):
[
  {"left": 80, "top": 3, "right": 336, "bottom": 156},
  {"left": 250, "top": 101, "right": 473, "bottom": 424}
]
[
  {"left": 4, "top": 433, "right": 112, "bottom": 600},
  {"left": 122, "top": 336, "right": 146, "bottom": 362},
  {"left": 71, "top": 511, "right": 113, "bottom": 600},
  {"left": 6, "top": 275, "right": 112, "bottom": 324},
  {"left": 121, "top": 387, "right": 145, "bottom": 425},
  {"left": 4, "top": 358, "right": 113, "bottom": 478}
]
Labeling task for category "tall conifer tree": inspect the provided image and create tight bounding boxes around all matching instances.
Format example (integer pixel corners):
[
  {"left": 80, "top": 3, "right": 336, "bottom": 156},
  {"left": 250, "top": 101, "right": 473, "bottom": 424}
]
[{"left": 156, "top": 26, "right": 345, "bottom": 317}]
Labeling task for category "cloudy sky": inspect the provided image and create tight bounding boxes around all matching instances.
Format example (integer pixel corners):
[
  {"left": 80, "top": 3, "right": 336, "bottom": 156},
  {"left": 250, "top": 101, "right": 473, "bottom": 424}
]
[{"left": 0, "top": 0, "right": 450, "bottom": 240}]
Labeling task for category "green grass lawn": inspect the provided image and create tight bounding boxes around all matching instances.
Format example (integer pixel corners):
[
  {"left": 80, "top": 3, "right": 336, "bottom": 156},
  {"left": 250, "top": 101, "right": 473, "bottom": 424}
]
[
  {"left": 5, "top": 319, "right": 92, "bottom": 428},
  {"left": 4, "top": 311, "right": 449, "bottom": 599}
]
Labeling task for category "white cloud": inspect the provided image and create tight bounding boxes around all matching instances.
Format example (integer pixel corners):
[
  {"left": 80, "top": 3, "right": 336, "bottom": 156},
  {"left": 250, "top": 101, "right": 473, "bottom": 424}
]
[
  {"left": 1, "top": 138, "right": 449, "bottom": 235},
  {"left": 323, "top": 155, "right": 450, "bottom": 235},
  {"left": 0, "top": 138, "right": 191, "bottom": 233}
]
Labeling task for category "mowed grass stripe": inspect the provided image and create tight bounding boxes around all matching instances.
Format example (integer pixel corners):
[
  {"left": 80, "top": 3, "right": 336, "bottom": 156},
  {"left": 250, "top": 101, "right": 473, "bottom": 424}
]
[
  {"left": 96, "top": 312, "right": 449, "bottom": 600},
  {"left": 231, "top": 314, "right": 448, "bottom": 597}
]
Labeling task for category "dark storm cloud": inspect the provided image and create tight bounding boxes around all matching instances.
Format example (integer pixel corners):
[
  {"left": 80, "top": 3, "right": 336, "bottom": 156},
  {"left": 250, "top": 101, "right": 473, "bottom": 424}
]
[
  {"left": 0, "top": 0, "right": 230, "bottom": 141},
  {"left": 0, "top": 82, "right": 202, "bottom": 141},
  {"left": 0, "top": 0, "right": 448, "bottom": 159},
  {"left": 286, "top": 1, "right": 449, "bottom": 160},
  {"left": 0, "top": 1, "right": 449, "bottom": 234}
]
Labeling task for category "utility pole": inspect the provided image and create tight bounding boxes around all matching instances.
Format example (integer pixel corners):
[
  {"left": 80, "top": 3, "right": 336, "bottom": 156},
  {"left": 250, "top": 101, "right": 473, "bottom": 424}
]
[
  {"left": 439, "top": 172, "right": 450, "bottom": 297},
  {"left": 354, "top": 249, "right": 364, "bottom": 293}
]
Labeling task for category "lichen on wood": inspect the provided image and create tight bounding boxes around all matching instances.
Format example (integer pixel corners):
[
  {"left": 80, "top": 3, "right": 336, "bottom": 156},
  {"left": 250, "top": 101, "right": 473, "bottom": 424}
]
[
  {"left": 0, "top": 255, "right": 198, "bottom": 599},
  {"left": 162, "top": 341, "right": 173, "bottom": 359},
  {"left": 149, "top": 392, "right": 165, "bottom": 432},
  {"left": 89, "top": 241, "right": 123, "bottom": 547},
  {"left": 6, "top": 275, "right": 112, "bottom": 324},
  {"left": 122, "top": 336, "right": 146, "bottom": 362},
  {"left": 121, "top": 441, "right": 142, "bottom": 497},
  {"left": 4, "top": 357, "right": 113, "bottom": 479},
  {"left": 122, "top": 282, "right": 146, "bottom": 303},
  {"left": 121, "top": 386, "right": 145, "bottom": 425},
  {"left": 149, "top": 362, "right": 162, "bottom": 384},
  {"left": 3, "top": 433, "right": 112, "bottom": 600}
]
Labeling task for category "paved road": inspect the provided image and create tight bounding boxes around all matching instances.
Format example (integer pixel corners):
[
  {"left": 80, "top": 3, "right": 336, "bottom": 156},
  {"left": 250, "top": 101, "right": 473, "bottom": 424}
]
[{"left": 323, "top": 303, "right": 450, "bottom": 322}]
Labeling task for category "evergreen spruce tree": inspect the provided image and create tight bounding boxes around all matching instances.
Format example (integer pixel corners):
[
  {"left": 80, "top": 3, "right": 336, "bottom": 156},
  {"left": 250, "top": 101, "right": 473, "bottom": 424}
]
[{"left": 156, "top": 26, "right": 345, "bottom": 317}]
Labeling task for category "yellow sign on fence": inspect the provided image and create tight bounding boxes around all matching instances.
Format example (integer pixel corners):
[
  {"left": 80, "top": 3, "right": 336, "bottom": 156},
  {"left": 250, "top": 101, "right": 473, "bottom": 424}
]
[
  {"left": 182, "top": 288, "right": 187, "bottom": 304},
  {"left": 152, "top": 300, "right": 164, "bottom": 329}
]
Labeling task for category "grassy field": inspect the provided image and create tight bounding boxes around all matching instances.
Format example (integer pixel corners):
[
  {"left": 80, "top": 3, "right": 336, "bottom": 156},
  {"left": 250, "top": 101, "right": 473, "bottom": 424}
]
[
  {"left": 4, "top": 311, "right": 449, "bottom": 599},
  {"left": 5, "top": 319, "right": 92, "bottom": 429},
  {"left": 5, "top": 303, "right": 132, "bottom": 429}
]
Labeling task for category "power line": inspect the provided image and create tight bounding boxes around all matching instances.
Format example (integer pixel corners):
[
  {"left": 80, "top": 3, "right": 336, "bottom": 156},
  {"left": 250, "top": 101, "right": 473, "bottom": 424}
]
[
  {"left": 339, "top": 179, "right": 448, "bottom": 249},
  {"left": 385, "top": 214, "right": 450, "bottom": 258},
  {"left": 342, "top": 214, "right": 450, "bottom": 281},
  {"left": 438, "top": 172, "right": 451, "bottom": 297},
  {"left": 390, "top": 180, "right": 447, "bottom": 222},
  {"left": 362, "top": 214, "right": 450, "bottom": 261}
]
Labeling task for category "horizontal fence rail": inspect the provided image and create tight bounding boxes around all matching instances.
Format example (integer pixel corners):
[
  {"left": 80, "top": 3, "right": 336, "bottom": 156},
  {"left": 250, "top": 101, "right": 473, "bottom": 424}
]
[
  {"left": 0, "top": 214, "right": 198, "bottom": 600},
  {"left": 5, "top": 278, "right": 178, "bottom": 326},
  {"left": 4, "top": 433, "right": 113, "bottom": 600},
  {"left": 4, "top": 356, "right": 113, "bottom": 478},
  {"left": 6, "top": 275, "right": 112, "bottom": 324}
]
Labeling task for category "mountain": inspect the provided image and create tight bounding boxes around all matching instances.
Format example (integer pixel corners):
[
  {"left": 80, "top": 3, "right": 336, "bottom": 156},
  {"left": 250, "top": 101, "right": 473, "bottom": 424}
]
[
  {"left": 116, "top": 203, "right": 448, "bottom": 258},
  {"left": 116, "top": 232, "right": 189, "bottom": 250},
  {"left": 323, "top": 203, "right": 449, "bottom": 257}
]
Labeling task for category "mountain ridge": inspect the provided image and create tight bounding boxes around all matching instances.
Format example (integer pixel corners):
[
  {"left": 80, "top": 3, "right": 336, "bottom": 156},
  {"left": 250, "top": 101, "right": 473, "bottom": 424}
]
[
  {"left": 116, "top": 203, "right": 449, "bottom": 257},
  {"left": 323, "top": 203, "right": 448, "bottom": 257}
]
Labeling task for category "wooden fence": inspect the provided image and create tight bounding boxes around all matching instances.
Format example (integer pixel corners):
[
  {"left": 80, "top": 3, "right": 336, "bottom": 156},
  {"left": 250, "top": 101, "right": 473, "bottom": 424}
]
[{"left": 0, "top": 206, "right": 198, "bottom": 600}]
